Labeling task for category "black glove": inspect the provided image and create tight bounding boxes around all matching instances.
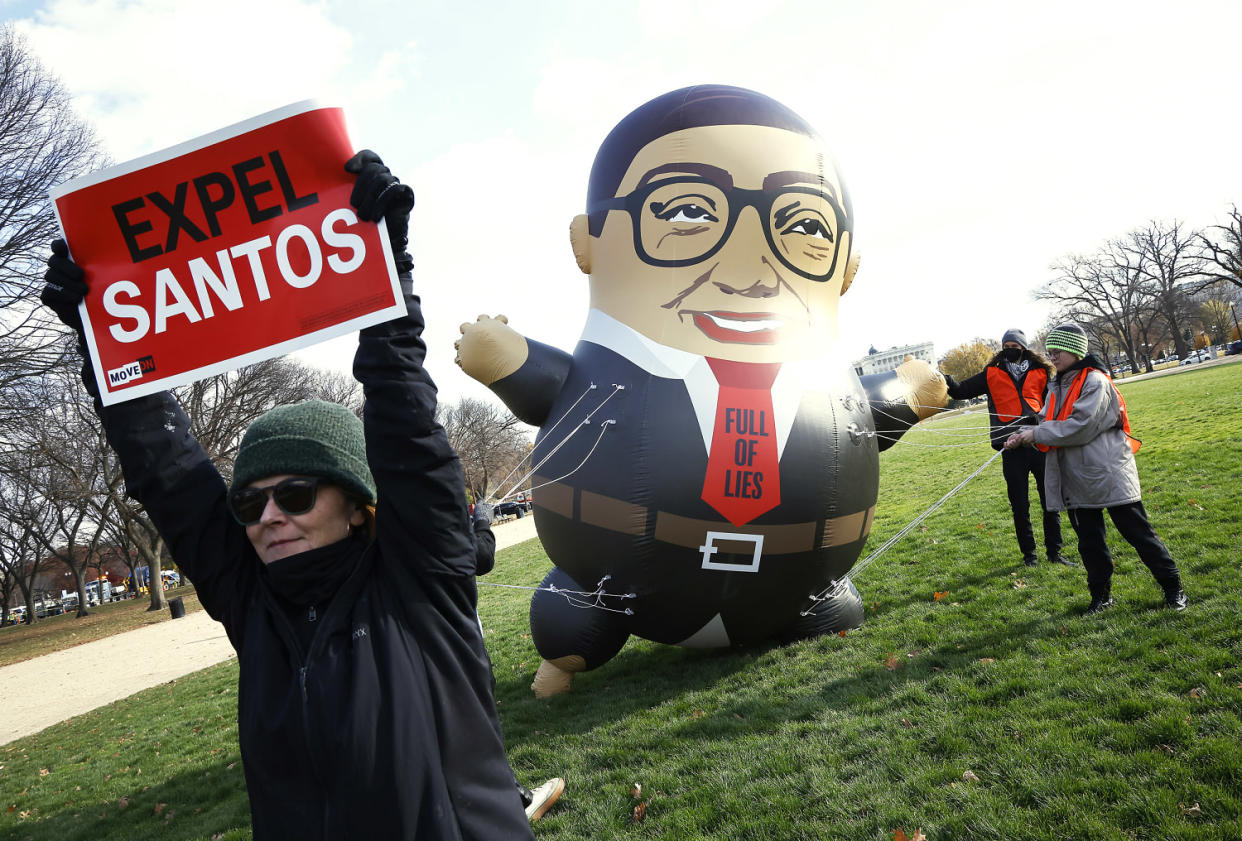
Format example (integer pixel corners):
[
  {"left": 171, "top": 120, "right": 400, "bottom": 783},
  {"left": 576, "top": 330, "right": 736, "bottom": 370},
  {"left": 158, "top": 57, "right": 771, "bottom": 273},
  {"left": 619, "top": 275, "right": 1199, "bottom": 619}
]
[
  {"left": 941, "top": 372, "right": 959, "bottom": 392},
  {"left": 41, "top": 239, "right": 88, "bottom": 333},
  {"left": 472, "top": 501, "right": 494, "bottom": 528},
  {"left": 345, "top": 150, "right": 414, "bottom": 273}
]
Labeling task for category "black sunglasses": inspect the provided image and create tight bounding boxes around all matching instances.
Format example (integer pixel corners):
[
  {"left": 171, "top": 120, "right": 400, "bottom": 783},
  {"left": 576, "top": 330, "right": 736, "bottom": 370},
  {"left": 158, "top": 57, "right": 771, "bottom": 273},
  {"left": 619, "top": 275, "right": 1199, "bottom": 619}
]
[{"left": 228, "top": 477, "right": 321, "bottom": 525}]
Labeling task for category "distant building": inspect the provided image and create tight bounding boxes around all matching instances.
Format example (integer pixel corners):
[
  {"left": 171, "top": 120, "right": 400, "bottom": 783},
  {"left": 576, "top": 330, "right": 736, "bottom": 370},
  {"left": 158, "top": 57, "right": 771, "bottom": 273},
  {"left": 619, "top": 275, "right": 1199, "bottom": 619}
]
[{"left": 854, "top": 341, "right": 936, "bottom": 376}]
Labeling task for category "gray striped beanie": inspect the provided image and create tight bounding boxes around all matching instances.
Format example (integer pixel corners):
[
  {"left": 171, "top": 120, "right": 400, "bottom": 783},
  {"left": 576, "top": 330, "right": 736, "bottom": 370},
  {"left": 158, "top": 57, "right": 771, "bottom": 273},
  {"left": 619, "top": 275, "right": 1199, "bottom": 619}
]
[{"left": 1046, "top": 324, "right": 1089, "bottom": 358}]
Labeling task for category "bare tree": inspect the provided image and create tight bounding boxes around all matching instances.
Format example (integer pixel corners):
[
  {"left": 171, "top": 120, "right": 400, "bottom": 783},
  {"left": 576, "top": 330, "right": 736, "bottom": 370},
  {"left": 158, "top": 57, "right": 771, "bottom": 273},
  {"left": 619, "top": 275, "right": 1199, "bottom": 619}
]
[
  {"left": 1198, "top": 204, "right": 1242, "bottom": 291},
  {"left": 1038, "top": 248, "right": 1156, "bottom": 372},
  {"left": 437, "top": 396, "right": 531, "bottom": 502},
  {"left": 0, "top": 26, "right": 104, "bottom": 404},
  {"left": 0, "top": 464, "right": 51, "bottom": 624},
  {"left": 1120, "top": 220, "right": 1203, "bottom": 359}
]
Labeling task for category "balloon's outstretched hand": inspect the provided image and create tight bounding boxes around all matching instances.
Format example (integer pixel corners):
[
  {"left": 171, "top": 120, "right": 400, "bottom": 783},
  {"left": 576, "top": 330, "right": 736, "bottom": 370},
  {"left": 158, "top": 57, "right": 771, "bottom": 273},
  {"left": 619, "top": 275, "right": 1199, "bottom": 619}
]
[
  {"left": 455, "top": 314, "right": 529, "bottom": 385},
  {"left": 896, "top": 358, "right": 950, "bottom": 421}
]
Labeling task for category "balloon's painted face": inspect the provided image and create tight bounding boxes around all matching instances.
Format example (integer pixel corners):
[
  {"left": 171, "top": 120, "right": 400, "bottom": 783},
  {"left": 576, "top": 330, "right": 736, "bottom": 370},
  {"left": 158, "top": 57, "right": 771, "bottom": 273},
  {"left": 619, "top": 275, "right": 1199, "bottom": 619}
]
[{"left": 575, "top": 125, "right": 851, "bottom": 361}]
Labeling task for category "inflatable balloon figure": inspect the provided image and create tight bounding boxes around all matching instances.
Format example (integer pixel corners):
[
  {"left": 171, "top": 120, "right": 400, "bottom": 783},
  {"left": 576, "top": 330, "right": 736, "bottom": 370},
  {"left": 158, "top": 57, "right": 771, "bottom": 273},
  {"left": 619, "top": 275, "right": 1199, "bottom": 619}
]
[{"left": 456, "top": 85, "right": 948, "bottom": 696}]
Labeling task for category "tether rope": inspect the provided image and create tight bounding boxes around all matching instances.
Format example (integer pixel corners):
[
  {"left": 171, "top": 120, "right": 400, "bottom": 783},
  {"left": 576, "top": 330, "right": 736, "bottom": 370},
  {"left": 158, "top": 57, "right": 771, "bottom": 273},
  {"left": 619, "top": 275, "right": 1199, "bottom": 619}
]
[
  {"left": 485, "top": 383, "right": 598, "bottom": 498},
  {"left": 481, "top": 394, "right": 1007, "bottom": 617},
  {"left": 477, "top": 575, "right": 636, "bottom": 614},
  {"left": 489, "top": 384, "right": 624, "bottom": 503},
  {"left": 801, "top": 447, "right": 1003, "bottom": 615}
]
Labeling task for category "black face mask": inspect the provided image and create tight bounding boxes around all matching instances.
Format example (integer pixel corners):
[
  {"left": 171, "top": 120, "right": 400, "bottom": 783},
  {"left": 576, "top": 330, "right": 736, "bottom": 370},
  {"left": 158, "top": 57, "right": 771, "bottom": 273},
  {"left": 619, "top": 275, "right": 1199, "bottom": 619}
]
[{"left": 1000, "top": 348, "right": 1023, "bottom": 363}]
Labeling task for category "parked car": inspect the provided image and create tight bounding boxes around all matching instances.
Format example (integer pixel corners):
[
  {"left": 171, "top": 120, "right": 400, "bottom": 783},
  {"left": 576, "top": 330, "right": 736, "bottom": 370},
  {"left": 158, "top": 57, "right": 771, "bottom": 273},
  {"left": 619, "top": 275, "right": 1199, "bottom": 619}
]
[
  {"left": 1227, "top": 340, "right": 1242, "bottom": 356},
  {"left": 495, "top": 500, "right": 526, "bottom": 519}
]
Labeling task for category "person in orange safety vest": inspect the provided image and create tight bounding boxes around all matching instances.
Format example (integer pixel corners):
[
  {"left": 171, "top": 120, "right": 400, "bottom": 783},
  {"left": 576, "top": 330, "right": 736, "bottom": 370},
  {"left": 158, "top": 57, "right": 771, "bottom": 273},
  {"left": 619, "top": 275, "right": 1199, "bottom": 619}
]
[
  {"left": 1004, "top": 324, "right": 1187, "bottom": 615},
  {"left": 942, "top": 329, "right": 1068, "bottom": 568}
]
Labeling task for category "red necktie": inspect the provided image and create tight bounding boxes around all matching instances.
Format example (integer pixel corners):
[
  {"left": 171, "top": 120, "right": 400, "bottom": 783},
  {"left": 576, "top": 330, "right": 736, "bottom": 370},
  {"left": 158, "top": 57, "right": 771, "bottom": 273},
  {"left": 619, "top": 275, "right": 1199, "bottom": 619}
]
[{"left": 701, "top": 358, "right": 781, "bottom": 526}]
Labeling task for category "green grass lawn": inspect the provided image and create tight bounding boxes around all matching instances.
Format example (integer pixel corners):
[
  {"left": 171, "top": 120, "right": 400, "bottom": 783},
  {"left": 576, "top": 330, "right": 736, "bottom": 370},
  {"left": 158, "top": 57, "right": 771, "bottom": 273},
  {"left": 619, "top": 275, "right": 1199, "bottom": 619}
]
[{"left": 2, "top": 363, "right": 1239, "bottom": 840}]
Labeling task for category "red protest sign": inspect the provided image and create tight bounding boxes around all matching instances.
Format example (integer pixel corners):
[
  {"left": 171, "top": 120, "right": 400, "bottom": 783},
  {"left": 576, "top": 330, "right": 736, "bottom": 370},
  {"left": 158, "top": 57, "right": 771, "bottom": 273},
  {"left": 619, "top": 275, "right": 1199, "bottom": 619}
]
[{"left": 51, "top": 102, "right": 404, "bottom": 405}]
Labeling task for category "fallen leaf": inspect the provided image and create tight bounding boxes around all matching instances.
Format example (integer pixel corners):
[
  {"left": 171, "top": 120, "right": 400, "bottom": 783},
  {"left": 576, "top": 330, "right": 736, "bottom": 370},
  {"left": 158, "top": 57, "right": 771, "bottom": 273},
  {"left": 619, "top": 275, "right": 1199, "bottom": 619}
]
[
  {"left": 117, "top": 796, "right": 129, "bottom": 809},
  {"left": 1012, "top": 579, "right": 1026, "bottom": 589},
  {"left": 630, "top": 783, "right": 642, "bottom": 798},
  {"left": 732, "top": 713, "right": 743, "bottom": 720},
  {"left": 212, "top": 834, "right": 225, "bottom": 841},
  {"left": 153, "top": 803, "right": 166, "bottom": 815},
  {"left": 691, "top": 708, "right": 705, "bottom": 718},
  {"left": 979, "top": 658, "right": 995, "bottom": 665},
  {"left": 933, "top": 591, "right": 948, "bottom": 601},
  {"left": 884, "top": 653, "right": 901, "bottom": 671},
  {"left": 5, "top": 805, "right": 14, "bottom": 814},
  {"left": 1181, "top": 801, "right": 1201, "bottom": 817},
  {"left": 1158, "top": 744, "right": 1175, "bottom": 755},
  {"left": 900, "top": 718, "right": 912, "bottom": 727},
  {"left": 39, "top": 768, "right": 49, "bottom": 777},
  {"left": 839, "top": 630, "right": 848, "bottom": 637},
  {"left": 894, "top": 830, "right": 927, "bottom": 841},
  {"left": 632, "top": 801, "right": 647, "bottom": 822},
  {"left": 962, "top": 770, "right": 980, "bottom": 783},
  {"left": 1189, "top": 687, "right": 1206, "bottom": 699}
]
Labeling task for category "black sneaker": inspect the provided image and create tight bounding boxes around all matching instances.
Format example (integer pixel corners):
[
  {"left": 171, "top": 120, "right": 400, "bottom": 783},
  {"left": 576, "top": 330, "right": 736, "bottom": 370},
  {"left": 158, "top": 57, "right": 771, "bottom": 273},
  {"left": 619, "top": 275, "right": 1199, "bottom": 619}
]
[
  {"left": 1048, "top": 553, "right": 1077, "bottom": 567},
  {"left": 1163, "top": 590, "right": 1188, "bottom": 612},
  {"left": 1084, "top": 596, "right": 1114, "bottom": 616},
  {"left": 1023, "top": 555, "right": 1038, "bottom": 567}
]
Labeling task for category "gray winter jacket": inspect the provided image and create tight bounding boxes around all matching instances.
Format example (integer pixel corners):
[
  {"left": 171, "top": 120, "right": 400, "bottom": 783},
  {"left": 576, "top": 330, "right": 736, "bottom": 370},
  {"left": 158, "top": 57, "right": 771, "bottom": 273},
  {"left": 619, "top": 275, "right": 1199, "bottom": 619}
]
[{"left": 1030, "top": 361, "right": 1141, "bottom": 510}]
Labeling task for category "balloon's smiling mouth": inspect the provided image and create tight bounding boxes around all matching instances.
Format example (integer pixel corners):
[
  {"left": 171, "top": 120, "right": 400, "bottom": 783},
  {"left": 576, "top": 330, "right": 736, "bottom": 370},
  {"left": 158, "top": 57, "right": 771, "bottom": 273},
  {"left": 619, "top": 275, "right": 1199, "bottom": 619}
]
[{"left": 685, "top": 311, "right": 782, "bottom": 344}]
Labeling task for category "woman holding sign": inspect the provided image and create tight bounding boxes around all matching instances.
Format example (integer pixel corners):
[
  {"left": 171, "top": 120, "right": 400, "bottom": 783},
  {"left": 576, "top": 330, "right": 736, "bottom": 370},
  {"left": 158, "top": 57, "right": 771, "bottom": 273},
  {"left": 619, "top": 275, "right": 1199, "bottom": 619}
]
[{"left": 42, "top": 152, "right": 539, "bottom": 840}]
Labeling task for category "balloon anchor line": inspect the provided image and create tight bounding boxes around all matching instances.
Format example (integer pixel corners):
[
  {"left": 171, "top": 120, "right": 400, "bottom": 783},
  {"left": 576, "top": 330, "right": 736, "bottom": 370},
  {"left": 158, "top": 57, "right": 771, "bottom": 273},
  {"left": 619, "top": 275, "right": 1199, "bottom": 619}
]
[
  {"left": 487, "top": 382, "right": 600, "bottom": 500},
  {"left": 491, "top": 383, "right": 624, "bottom": 504},
  {"left": 478, "top": 575, "right": 636, "bottom": 615},
  {"left": 801, "top": 448, "right": 1003, "bottom": 616}
]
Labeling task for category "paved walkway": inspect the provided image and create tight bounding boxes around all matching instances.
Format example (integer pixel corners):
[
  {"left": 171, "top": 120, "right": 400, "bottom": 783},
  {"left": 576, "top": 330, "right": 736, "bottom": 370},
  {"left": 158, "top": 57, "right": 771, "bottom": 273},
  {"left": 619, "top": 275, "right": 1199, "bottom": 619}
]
[{"left": 0, "top": 515, "right": 540, "bottom": 746}]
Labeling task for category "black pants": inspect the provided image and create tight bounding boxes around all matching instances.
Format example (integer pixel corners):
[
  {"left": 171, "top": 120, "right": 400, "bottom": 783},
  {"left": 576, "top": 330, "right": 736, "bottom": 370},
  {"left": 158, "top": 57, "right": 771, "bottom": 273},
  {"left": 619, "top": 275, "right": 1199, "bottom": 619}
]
[
  {"left": 1066, "top": 501, "right": 1180, "bottom": 597},
  {"left": 1001, "top": 447, "right": 1062, "bottom": 560}
]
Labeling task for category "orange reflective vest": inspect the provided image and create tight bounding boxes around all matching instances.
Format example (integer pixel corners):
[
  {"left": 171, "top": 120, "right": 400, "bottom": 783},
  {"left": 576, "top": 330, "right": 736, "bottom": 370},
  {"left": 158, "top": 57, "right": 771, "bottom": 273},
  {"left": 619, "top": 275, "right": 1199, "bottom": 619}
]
[
  {"left": 1035, "top": 368, "right": 1140, "bottom": 454},
  {"left": 986, "top": 366, "right": 1047, "bottom": 422}
]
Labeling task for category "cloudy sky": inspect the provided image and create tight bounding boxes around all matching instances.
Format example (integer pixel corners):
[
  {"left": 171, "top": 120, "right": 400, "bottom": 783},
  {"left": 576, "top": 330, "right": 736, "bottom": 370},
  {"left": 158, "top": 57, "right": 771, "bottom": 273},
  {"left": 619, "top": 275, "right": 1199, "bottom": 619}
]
[{"left": 10, "top": 0, "right": 1242, "bottom": 405}]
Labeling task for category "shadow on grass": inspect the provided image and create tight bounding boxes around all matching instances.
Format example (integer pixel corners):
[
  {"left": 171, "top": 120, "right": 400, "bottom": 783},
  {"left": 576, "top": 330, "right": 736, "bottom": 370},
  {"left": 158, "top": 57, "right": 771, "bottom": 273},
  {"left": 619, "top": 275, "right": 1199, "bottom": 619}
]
[
  {"left": 491, "top": 549, "right": 1147, "bottom": 751},
  {"left": 10, "top": 756, "right": 250, "bottom": 841}
]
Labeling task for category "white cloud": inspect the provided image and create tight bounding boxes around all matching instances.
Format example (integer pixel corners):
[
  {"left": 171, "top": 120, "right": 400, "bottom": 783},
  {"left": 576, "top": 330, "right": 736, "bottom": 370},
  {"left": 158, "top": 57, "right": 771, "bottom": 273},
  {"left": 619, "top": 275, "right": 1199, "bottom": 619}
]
[
  {"left": 14, "top": 0, "right": 1242, "bottom": 398},
  {"left": 18, "top": 0, "right": 356, "bottom": 161}
]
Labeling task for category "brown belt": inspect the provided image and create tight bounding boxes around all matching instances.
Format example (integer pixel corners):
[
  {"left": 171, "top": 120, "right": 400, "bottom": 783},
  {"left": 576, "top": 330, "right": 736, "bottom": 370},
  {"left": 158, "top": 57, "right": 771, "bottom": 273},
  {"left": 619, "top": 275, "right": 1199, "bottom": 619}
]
[{"left": 531, "top": 476, "right": 875, "bottom": 554}]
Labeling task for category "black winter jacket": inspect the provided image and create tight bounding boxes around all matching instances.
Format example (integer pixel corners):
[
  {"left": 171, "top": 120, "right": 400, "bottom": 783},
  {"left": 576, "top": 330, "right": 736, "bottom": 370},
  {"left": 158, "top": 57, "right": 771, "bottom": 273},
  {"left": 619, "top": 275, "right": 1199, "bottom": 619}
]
[
  {"left": 945, "top": 354, "right": 1052, "bottom": 450},
  {"left": 96, "top": 280, "right": 533, "bottom": 841}
]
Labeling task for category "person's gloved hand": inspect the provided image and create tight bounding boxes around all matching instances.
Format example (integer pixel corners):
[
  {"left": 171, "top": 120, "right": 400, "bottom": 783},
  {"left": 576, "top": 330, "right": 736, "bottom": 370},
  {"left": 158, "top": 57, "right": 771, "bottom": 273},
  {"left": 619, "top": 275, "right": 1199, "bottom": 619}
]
[
  {"left": 941, "top": 371, "right": 959, "bottom": 391},
  {"left": 344, "top": 150, "right": 414, "bottom": 273},
  {"left": 473, "top": 501, "right": 494, "bottom": 528},
  {"left": 41, "top": 239, "right": 87, "bottom": 334}
]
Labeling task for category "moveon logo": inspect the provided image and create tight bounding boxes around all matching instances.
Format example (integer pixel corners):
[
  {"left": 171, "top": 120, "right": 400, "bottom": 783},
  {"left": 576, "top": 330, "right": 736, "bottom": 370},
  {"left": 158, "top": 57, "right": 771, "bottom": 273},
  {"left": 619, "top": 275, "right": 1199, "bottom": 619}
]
[{"left": 107, "top": 355, "right": 156, "bottom": 387}]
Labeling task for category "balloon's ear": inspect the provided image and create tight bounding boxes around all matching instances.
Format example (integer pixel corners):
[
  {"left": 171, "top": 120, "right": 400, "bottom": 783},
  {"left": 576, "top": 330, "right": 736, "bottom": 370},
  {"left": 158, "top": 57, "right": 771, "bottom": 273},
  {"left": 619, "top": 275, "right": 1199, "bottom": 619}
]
[
  {"left": 569, "top": 214, "right": 591, "bottom": 275},
  {"left": 840, "top": 240, "right": 860, "bottom": 295}
]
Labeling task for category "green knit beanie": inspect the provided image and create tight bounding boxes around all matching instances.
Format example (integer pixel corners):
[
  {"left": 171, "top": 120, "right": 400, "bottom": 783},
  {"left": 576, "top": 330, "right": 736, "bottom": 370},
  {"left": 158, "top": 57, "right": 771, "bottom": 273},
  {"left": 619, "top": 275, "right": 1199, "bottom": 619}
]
[
  {"left": 230, "top": 401, "right": 376, "bottom": 503},
  {"left": 1046, "top": 324, "right": 1089, "bottom": 358}
]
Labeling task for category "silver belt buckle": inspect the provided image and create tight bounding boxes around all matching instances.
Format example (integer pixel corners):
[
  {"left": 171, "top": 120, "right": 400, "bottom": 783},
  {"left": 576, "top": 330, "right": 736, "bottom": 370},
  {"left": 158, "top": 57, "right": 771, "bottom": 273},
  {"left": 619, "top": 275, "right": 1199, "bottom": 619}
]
[{"left": 699, "top": 531, "right": 764, "bottom": 572}]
